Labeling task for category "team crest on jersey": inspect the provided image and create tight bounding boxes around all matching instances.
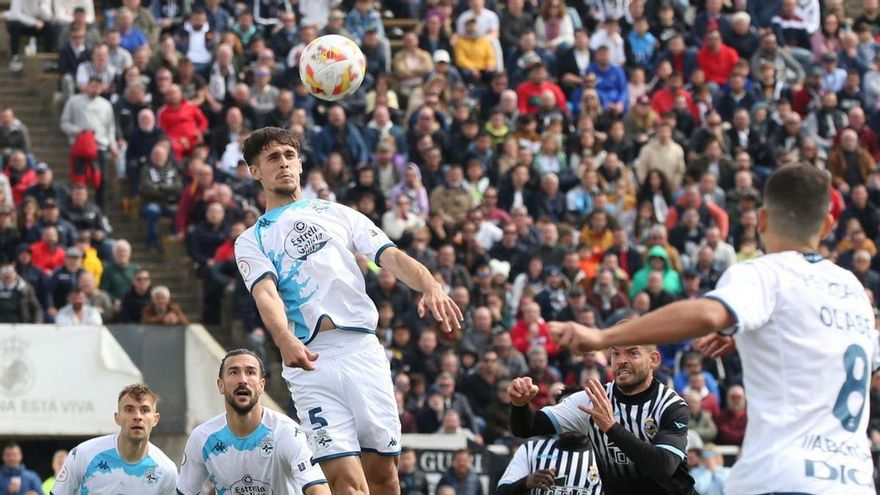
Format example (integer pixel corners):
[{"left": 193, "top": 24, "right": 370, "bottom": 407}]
[
  {"left": 313, "top": 428, "right": 333, "bottom": 451},
  {"left": 143, "top": 467, "right": 159, "bottom": 485},
  {"left": 588, "top": 464, "right": 599, "bottom": 483},
  {"left": 644, "top": 418, "right": 658, "bottom": 438},
  {"left": 284, "top": 221, "right": 330, "bottom": 260},
  {"left": 298, "top": 462, "right": 307, "bottom": 472},
  {"left": 259, "top": 436, "right": 274, "bottom": 457},
  {"left": 230, "top": 474, "right": 270, "bottom": 494},
  {"left": 56, "top": 466, "right": 68, "bottom": 482}
]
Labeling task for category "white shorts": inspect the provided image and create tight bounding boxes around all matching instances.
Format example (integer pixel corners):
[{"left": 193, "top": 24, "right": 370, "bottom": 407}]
[{"left": 283, "top": 330, "right": 402, "bottom": 463}]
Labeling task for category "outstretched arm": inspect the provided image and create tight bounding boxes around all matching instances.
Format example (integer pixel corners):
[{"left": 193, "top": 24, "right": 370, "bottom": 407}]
[
  {"left": 251, "top": 278, "right": 319, "bottom": 371},
  {"left": 550, "top": 299, "right": 734, "bottom": 354},
  {"left": 379, "top": 246, "right": 463, "bottom": 332}
]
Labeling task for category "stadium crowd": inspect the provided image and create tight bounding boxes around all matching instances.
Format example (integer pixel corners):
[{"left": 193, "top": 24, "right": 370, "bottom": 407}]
[{"left": 5, "top": 0, "right": 880, "bottom": 492}]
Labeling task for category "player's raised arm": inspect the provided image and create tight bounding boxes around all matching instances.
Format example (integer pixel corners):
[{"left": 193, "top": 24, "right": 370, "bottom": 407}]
[
  {"left": 507, "top": 377, "right": 567, "bottom": 438},
  {"left": 549, "top": 298, "right": 735, "bottom": 354},
  {"left": 378, "top": 246, "right": 463, "bottom": 333},
  {"left": 250, "top": 277, "right": 319, "bottom": 371}
]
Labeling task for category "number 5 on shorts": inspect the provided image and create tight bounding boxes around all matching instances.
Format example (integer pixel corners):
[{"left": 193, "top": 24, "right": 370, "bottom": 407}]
[{"left": 308, "top": 407, "right": 329, "bottom": 429}]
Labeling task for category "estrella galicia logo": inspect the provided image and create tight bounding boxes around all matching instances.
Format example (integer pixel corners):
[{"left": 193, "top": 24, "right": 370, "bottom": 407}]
[
  {"left": 230, "top": 474, "right": 270, "bottom": 493},
  {"left": 284, "top": 221, "right": 330, "bottom": 260}
]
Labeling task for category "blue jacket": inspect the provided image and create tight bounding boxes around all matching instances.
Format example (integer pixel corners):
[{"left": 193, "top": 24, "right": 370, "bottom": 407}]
[
  {"left": 0, "top": 464, "right": 44, "bottom": 495},
  {"left": 585, "top": 62, "right": 629, "bottom": 112},
  {"left": 312, "top": 123, "right": 369, "bottom": 168}
]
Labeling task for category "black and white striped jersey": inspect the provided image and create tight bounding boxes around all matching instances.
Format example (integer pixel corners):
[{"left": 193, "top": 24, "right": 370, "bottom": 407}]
[
  {"left": 498, "top": 435, "right": 602, "bottom": 495},
  {"left": 541, "top": 379, "right": 694, "bottom": 495}
]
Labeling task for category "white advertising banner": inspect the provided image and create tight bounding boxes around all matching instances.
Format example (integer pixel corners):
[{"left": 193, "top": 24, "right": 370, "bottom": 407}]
[{"left": 0, "top": 325, "right": 143, "bottom": 436}]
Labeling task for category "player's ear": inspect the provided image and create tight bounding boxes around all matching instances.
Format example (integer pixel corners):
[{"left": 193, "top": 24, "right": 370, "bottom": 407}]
[
  {"left": 152, "top": 412, "right": 160, "bottom": 427},
  {"left": 648, "top": 349, "right": 661, "bottom": 369},
  {"left": 248, "top": 162, "right": 260, "bottom": 180},
  {"left": 217, "top": 378, "right": 225, "bottom": 395},
  {"left": 114, "top": 412, "right": 120, "bottom": 427},
  {"left": 757, "top": 207, "right": 768, "bottom": 234}
]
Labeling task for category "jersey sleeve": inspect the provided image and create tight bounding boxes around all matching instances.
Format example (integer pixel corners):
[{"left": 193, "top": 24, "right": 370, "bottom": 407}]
[
  {"left": 497, "top": 441, "right": 531, "bottom": 486},
  {"left": 540, "top": 390, "right": 592, "bottom": 434},
  {"left": 176, "top": 432, "right": 209, "bottom": 495},
  {"left": 652, "top": 400, "right": 690, "bottom": 461},
  {"left": 279, "top": 424, "right": 328, "bottom": 492},
  {"left": 703, "top": 261, "right": 777, "bottom": 335},
  {"left": 342, "top": 205, "right": 395, "bottom": 265},
  {"left": 50, "top": 446, "right": 84, "bottom": 495},
  {"left": 234, "top": 230, "right": 279, "bottom": 293},
  {"left": 158, "top": 458, "right": 179, "bottom": 495}
]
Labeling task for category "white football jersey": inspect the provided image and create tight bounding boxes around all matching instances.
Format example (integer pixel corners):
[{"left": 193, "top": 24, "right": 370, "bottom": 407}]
[
  {"left": 234, "top": 199, "right": 394, "bottom": 345},
  {"left": 706, "top": 251, "right": 880, "bottom": 495},
  {"left": 176, "top": 408, "right": 327, "bottom": 495},
  {"left": 51, "top": 434, "right": 178, "bottom": 495}
]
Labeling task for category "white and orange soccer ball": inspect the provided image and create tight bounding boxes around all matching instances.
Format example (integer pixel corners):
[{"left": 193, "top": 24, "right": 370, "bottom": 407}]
[{"left": 299, "top": 34, "right": 367, "bottom": 101}]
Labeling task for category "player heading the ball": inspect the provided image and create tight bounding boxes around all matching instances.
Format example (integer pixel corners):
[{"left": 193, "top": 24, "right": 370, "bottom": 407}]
[{"left": 233, "top": 127, "right": 463, "bottom": 493}]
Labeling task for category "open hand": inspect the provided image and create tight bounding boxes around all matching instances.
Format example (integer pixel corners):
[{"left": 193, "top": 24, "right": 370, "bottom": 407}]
[
  {"left": 579, "top": 379, "right": 615, "bottom": 432},
  {"left": 418, "top": 284, "right": 463, "bottom": 333}
]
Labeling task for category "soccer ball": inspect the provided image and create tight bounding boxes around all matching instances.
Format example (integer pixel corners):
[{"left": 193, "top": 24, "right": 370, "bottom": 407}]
[{"left": 299, "top": 35, "right": 366, "bottom": 101}]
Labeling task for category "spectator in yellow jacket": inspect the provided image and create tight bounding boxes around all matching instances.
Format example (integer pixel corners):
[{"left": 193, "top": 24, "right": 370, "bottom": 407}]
[{"left": 453, "top": 18, "right": 496, "bottom": 84}]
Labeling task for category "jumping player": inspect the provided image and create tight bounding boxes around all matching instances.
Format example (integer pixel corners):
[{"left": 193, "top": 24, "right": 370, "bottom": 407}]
[{"left": 234, "top": 128, "right": 462, "bottom": 493}]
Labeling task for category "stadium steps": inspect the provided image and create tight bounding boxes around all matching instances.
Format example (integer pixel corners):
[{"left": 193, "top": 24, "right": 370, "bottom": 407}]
[{"left": 0, "top": 60, "right": 203, "bottom": 324}]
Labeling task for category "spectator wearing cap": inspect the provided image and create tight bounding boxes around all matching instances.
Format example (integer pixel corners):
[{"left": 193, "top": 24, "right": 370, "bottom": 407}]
[
  {"left": 0, "top": 261, "right": 42, "bottom": 324},
  {"left": 47, "top": 246, "right": 86, "bottom": 319},
  {"left": 29, "top": 199, "right": 78, "bottom": 248},
  {"left": 516, "top": 62, "right": 567, "bottom": 116},
  {"left": 697, "top": 28, "right": 739, "bottom": 87},
  {"left": 55, "top": 287, "right": 102, "bottom": 325},
  {"left": 819, "top": 51, "right": 848, "bottom": 93},
  {"left": 426, "top": 49, "right": 464, "bottom": 86},
  {"left": 392, "top": 32, "right": 434, "bottom": 96},
  {"left": 724, "top": 11, "right": 760, "bottom": 60},
  {"left": 0, "top": 108, "right": 32, "bottom": 158},
  {"left": 3, "top": 150, "right": 36, "bottom": 207},
  {"left": 24, "top": 163, "right": 70, "bottom": 210}
]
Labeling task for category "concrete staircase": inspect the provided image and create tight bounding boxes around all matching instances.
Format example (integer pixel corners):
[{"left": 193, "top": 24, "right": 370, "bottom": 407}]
[{"left": 0, "top": 61, "right": 204, "bottom": 325}]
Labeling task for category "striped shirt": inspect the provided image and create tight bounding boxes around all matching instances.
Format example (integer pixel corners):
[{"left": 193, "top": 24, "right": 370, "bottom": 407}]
[
  {"left": 498, "top": 435, "right": 602, "bottom": 495},
  {"left": 542, "top": 379, "right": 694, "bottom": 494}
]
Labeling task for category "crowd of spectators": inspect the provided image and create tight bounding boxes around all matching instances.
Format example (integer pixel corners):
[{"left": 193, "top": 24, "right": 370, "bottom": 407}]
[{"left": 8, "top": 0, "right": 880, "bottom": 487}]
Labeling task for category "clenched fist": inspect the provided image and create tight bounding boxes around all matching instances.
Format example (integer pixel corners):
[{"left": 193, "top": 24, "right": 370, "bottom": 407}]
[{"left": 508, "top": 377, "right": 540, "bottom": 407}]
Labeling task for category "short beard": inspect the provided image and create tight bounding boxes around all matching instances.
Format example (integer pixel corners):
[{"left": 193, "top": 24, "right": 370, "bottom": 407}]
[
  {"left": 226, "top": 393, "right": 259, "bottom": 415},
  {"left": 615, "top": 367, "right": 651, "bottom": 395},
  {"left": 271, "top": 184, "right": 299, "bottom": 197}
]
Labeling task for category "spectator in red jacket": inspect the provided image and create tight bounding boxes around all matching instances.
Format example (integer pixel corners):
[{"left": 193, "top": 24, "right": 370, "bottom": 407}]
[
  {"left": 664, "top": 185, "right": 730, "bottom": 240},
  {"left": 157, "top": 84, "right": 208, "bottom": 161},
  {"left": 30, "top": 226, "right": 65, "bottom": 274},
  {"left": 175, "top": 162, "right": 218, "bottom": 235},
  {"left": 509, "top": 301, "right": 559, "bottom": 357},
  {"left": 715, "top": 384, "right": 747, "bottom": 445},
  {"left": 697, "top": 28, "right": 739, "bottom": 85},
  {"left": 3, "top": 150, "right": 36, "bottom": 206},
  {"left": 650, "top": 71, "right": 699, "bottom": 120},
  {"left": 515, "top": 62, "right": 567, "bottom": 115}
]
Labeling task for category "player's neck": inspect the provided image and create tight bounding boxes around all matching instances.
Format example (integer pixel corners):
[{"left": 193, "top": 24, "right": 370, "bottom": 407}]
[
  {"left": 226, "top": 403, "right": 264, "bottom": 437},
  {"left": 763, "top": 233, "right": 819, "bottom": 255},
  {"left": 616, "top": 375, "right": 653, "bottom": 396},
  {"left": 117, "top": 435, "right": 149, "bottom": 463},
  {"left": 265, "top": 190, "right": 304, "bottom": 213}
]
